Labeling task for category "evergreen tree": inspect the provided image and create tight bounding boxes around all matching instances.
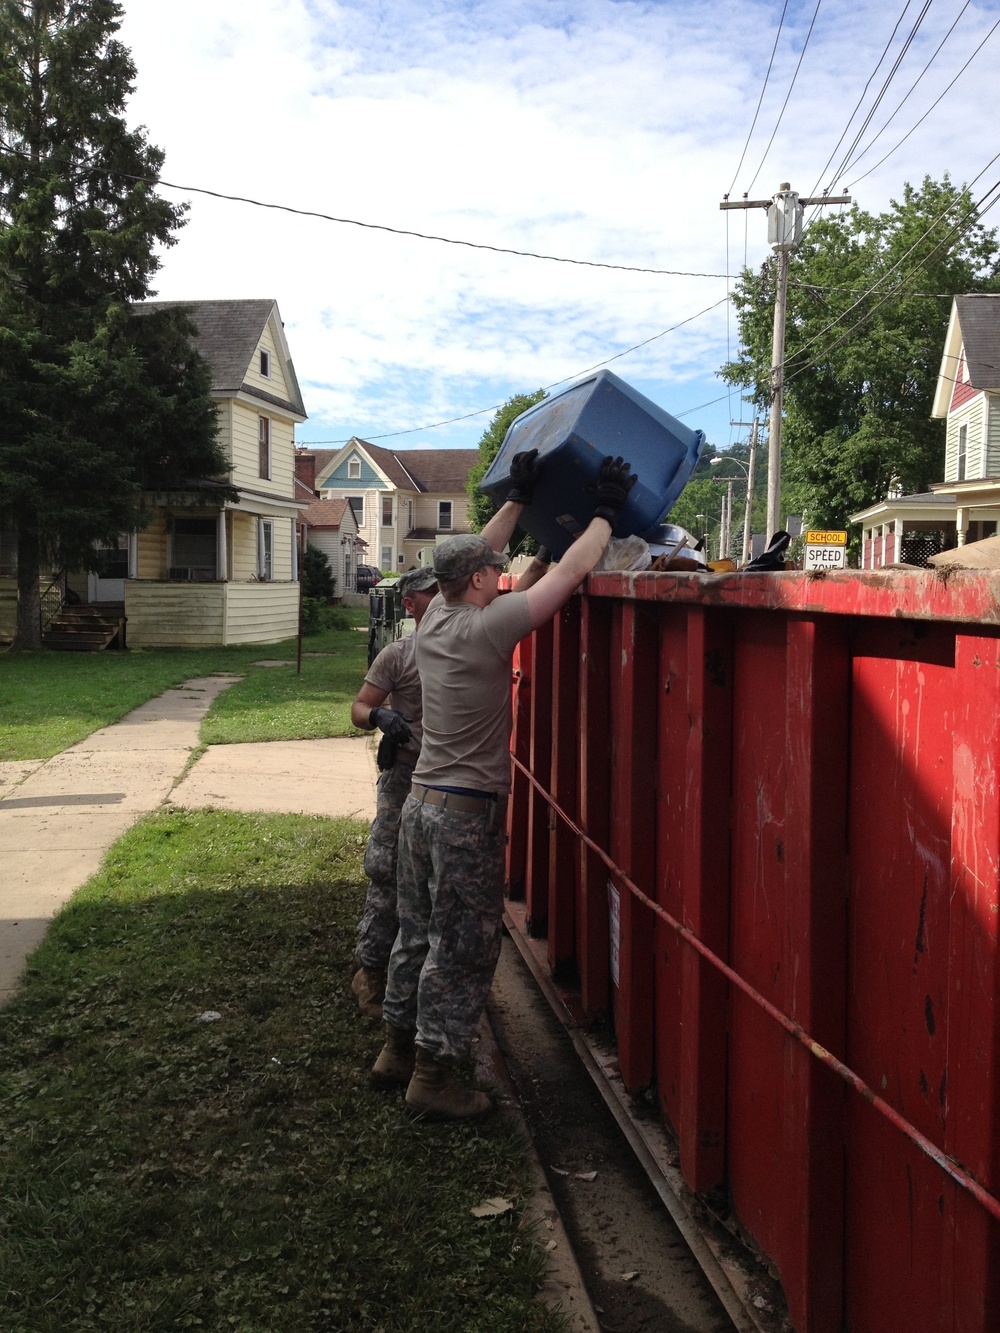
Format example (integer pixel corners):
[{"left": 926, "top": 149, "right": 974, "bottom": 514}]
[
  {"left": 720, "top": 176, "right": 1000, "bottom": 527},
  {"left": 0, "top": 0, "right": 227, "bottom": 649},
  {"left": 465, "top": 390, "right": 545, "bottom": 545}
]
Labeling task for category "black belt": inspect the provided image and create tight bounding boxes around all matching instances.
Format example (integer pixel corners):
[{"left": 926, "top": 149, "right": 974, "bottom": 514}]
[{"left": 411, "top": 782, "right": 498, "bottom": 814}]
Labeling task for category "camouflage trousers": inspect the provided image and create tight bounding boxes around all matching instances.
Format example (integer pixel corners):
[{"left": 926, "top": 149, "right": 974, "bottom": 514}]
[
  {"left": 355, "top": 762, "right": 415, "bottom": 970},
  {"left": 382, "top": 794, "right": 506, "bottom": 1063}
]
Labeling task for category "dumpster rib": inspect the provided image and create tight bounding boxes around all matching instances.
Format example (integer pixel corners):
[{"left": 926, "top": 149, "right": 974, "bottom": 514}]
[{"left": 509, "top": 751, "right": 1000, "bottom": 1228}]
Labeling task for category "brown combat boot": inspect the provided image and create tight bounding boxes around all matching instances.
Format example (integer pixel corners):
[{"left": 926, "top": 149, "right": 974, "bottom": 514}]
[
  {"left": 404, "top": 1048, "right": 494, "bottom": 1121},
  {"left": 351, "top": 966, "right": 386, "bottom": 1019},
  {"left": 370, "top": 1023, "right": 416, "bottom": 1090}
]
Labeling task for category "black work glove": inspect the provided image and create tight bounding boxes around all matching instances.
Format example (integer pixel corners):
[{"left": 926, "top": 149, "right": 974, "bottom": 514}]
[
  {"left": 592, "top": 455, "right": 639, "bottom": 526},
  {"left": 369, "top": 706, "right": 413, "bottom": 745},
  {"left": 506, "top": 448, "right": 543, "bottom": 505},
  {"left": 376, "top": 733, "right": 399, "bottom": 772}
]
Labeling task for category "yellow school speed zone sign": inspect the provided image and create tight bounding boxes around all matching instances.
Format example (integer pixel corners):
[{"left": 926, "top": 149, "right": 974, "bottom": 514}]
[{"left": 803, "top": 530, "right": 848, "bottom": 570}]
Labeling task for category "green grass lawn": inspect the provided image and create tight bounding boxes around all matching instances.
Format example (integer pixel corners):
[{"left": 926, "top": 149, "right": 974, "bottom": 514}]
[
  {"left": 0, "top": 810, "right": 564, "bottom": 1333},
  {"left": 0, "top": 614, "right": 371, "bottom": 761}
]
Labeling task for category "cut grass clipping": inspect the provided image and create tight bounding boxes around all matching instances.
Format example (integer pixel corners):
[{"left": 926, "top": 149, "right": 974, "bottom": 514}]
[{"left": 0, "top": 810, "right": 565, "bottom": 1333}]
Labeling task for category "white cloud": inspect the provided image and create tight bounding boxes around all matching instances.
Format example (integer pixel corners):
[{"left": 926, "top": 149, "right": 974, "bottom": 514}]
[{"left": 117, "top": 0, "right": 1000, "bottom": 452}]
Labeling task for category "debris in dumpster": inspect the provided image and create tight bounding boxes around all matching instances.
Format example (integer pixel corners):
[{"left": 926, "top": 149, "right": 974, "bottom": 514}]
[
  {"left": 928, "top": 534, "right": 1000, "bottom": 569},
  {"left": 742, "top": 530, "right": 791, "bottom": 571},
  {"left": 595, "top": 535, "right": 652, "bottom": 572}
]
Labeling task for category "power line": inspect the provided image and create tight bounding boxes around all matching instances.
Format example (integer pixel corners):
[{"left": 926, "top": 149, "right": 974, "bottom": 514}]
[
  {"left": 743, "top": 0, "right": 824, "bottom": 196},
  {"left": 773, "top": 152, "right": 1000, "bottom": 373},
  {"left": 303, "top": 296, "right": 731, "bottom": 444},
  {"left": 107, "top": 170, "right": 728, "bottom": 280},
  {"left": 786, "top": 173, "right": 1000, "bottom": 383},
  {"left": 725, "top": 0, "right": 791, "bottom": 198},
  {"left": 820, "top": 0, "right": 935, "bottom": 194},
  {"left": 805, "top": 0, "right": 931, "bottom": 206},
  {"left": 837, "top": 0, "right": 973, "bottom": 183},
  {"left": 846, "top": 9, "right": 1000, "bottom": 190}
]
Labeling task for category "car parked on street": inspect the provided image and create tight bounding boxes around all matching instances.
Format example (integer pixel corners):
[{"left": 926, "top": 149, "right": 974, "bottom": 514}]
[{"left": 355, "top": 564, "right": 383, "bottom": 593}]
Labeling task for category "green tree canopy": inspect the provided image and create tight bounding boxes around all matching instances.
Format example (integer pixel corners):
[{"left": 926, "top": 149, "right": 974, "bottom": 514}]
[
  {"left": 465, "top": 390, "right": 545, "bottom": 544},
  {"left": 720, "top": 176, "right": 1000, "bottom": 528},
  {"left": 0, "top": 0, "right": 227, "bottom": 648}
]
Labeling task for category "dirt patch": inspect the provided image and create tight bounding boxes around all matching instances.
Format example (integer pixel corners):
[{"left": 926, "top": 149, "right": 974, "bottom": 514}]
[{"left": 488, "top": 937, "right": 738, "bottom": 1333}]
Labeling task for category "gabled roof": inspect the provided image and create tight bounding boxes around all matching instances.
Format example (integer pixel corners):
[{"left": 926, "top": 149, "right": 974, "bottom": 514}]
[
  {"left": 312, "top": 437, "right": 478, "bottom": 493},
  {"left": 933, "top": 294, "right": 1000, "bottom": 417},
  {"left": 133, "top": 299, "right": 307, "bottom": 419},
  {"left": 300, "top": 497, "right": 353, "bottom": 529}
]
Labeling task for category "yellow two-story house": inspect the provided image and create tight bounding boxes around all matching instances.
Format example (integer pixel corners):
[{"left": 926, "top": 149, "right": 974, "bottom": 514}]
[{"left": 75, "top": 298, "right": 308, "bottom": 647}]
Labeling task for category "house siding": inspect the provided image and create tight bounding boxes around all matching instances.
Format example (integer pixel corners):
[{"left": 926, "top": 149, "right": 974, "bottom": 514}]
[
  {"left": 945, "top": 397, "right": 985, "bottom": 481},
  {"left": 323, "top": 455, "right": 386, "bottom": 489},
  {"left": 244, "top": 323, "right": 287, "bottom": 400},
  {"left": 413, "top": 491, "right": 471, "bottom": 532},
  {"left": 988, "top": 394, "right": 1000, "bottom": 477},
  {"left": 125, "top": 583, "right": 225, "bottom": 647},
  {"left": 228, "top": 509, "right": 295, "bottom": 582},
  {"left": 125, "top": 580, "right": 297, "bottom": 647},
  {"left": 231, "top": 402, "right": 295, "bottom": 497},
  {"left": 224, "top": 582, "right": 299, "bottom": 643},
  {"left": 950, "top": 353, "right": 977, "bottom": 411}
]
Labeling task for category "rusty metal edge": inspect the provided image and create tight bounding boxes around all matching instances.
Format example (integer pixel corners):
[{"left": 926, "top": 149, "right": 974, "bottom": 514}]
[{"left": 503, "top": 905, "right": 771, "bottom": 1333}]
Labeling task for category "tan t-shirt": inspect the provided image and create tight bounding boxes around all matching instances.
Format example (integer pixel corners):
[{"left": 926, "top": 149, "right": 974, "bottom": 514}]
[
  {"left": 413, "top": 591, "right": 533, "bottom": 794},
  {"left": 365, "top": 634, "right": 423, "bottom": 767}
]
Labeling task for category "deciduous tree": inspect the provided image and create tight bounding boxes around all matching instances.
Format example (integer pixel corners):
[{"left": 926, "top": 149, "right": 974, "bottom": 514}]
[
  {"left": 466, "top": 390, "right": 545, "bottom": 543},
  {"left": 720, "top": 176, "right": 1000, "bottom": 527}
]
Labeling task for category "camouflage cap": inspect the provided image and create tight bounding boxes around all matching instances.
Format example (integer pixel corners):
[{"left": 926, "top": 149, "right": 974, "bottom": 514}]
[
  {"left": 432, "top": 533, "right": 507, "bottom": 581},
  {"left": 397, "top": 567, "right": 439, "bottom": 599}
]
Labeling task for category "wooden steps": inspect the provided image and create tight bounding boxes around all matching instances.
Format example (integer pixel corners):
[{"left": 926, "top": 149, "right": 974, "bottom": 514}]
[{"left": 43, "top": 604, "right": 126, "bottom": 652}]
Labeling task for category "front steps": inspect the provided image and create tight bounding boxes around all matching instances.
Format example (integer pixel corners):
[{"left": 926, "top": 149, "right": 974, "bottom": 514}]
[{"left": 43, "top": 603, "right": 126, "bottom": 652}]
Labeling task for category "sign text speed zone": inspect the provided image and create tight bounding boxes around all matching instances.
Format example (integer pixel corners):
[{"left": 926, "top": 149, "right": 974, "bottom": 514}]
[{"left": 804, "top": 529, "right": 848, "bottom": 570}]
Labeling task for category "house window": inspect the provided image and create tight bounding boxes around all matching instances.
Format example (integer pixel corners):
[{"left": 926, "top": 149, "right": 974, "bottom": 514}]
[
  {"left": 408, "top": 500, "right": 413, "bottom": 531},
  {"left": 258, "top": 519, "right": 274, "bottom": 580},
  {"left": 438, "top": 500, "right": 453, "bottom": 531},
  {"left": 381, "top": 495, "right": 393, "bottom": 527},
  {"left": 398, "top": 553, "right": 405, "bottom": 566},
  {"left": 381, "top": 545, "right": 393, "bottom": 569},
  {"left": 260, "top": 350, "right": 271, "bottom": 378},
  {"left": 348, "top": 496, "right": 364, "bottom": 527},
  {"left": 344, "top": 551, "right": 352, "bottom": 588},
  {"left": 957, "top": 424, "right": 967, "bottom": 481},
  {"left": 258, "top": 416, "right": 271, "bottom": 480},
  {"left": 95, "top": 536, "right": 129, "bottom": 580},
  {"left": 348, "top": 457, "right": 361, "bottom": 480},
  {"left": 171, "top": 518, "right": 217, "bottom": 581}
]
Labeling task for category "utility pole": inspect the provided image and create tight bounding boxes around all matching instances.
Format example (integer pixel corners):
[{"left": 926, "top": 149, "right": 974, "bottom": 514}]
[
  {"left": 730, "top": 417, "right": 759, "bottom": 564},
  {"left": 721, "top": 184, "right": 850, "bottom": 541},
  {"left": 743, "top": 419, "right": 758, "bottom": 565}
]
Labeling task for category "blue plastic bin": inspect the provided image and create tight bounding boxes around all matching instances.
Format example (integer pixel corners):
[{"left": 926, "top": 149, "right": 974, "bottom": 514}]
[{"left": 480, "top": 370, "right": 704, "bottom": 557}]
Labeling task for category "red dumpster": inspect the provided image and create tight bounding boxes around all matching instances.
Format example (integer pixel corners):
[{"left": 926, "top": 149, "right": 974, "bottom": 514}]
[{"left": 507, "top": 567, "right": 1000, "bottom": 1333}]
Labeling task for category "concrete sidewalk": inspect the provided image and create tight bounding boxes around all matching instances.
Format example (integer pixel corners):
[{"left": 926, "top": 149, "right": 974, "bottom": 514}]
[{"left": 0, "top": 676, "right": 378, "bottom": 1004}]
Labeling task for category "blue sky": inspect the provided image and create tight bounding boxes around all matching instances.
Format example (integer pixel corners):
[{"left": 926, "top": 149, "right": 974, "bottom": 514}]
[{"left": 119, "top": 0, "right": 1000, "bottom": 456}]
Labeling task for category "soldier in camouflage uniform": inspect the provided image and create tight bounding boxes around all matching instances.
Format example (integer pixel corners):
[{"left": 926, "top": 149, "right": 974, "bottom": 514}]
[
  {"left": 349, "top": 567, "right": 439, "bottom": 1017},
  {"left": 372, "top": 451, "right": 639, "bottom": 1120}
]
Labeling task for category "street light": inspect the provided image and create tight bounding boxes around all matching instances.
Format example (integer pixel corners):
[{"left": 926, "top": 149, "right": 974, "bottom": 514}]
[{"left": 710, "top": 453, "right": 756, "bottom": 565}]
